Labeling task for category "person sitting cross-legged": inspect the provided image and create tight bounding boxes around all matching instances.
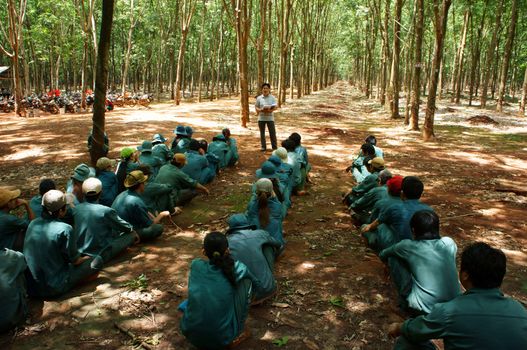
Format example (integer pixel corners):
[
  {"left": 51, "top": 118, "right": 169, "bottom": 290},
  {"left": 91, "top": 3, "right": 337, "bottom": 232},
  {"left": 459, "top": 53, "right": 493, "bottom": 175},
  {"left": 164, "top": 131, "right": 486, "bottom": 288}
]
[
  {"left": 152, "top": 133, "right": 173, "bottom": 166},
  {"left": 29, "top": 179, "right": 56, "bottom": 219},
  {"left": 74, "top": 178, "right": 138, "bottom": 263},
  {"left": 179, "top": 232, "right": 259, "bottom": 349},
  {"left": 388, "top": 242, "right": 527, "bottom": 350},
  {"left": 24, "top": 190, "right": 103, "bottom": 298},
  {"left": 346, "top": 143, "right": 376, "bottom": 183},
  {"left": 0, "top": 187, "right": 35, "bottom": 251},
  {"left": 379, "top": 211, "right": 460, "bottom": 315},
  {"left": 0, "top": 248, "right": 28, "bottom": 332},
  {"left": 222, "top": 128, "right": 239, "bottom": 166},
  {"left": 95, "top": 157, "right": 119, "bottom": 207},
  {"left": 226, "top": 213, "right": 282, "bottom": 303},
  {"left": 182, "top": 139, "right": 216, "bottom": 185},
  {"left": 112, "top": 170, "right": 167, "bottom": 242}
]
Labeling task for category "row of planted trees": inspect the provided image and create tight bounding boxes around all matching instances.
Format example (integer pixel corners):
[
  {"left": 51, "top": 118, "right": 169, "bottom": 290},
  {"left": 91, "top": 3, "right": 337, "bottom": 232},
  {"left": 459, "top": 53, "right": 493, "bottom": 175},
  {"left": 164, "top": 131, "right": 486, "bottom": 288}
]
[
  {"left": 0, "top": 0, "right": 341, "bottom": 126},
  {"left": 336, "top": 0, "right": 527, "bottom": 140}
]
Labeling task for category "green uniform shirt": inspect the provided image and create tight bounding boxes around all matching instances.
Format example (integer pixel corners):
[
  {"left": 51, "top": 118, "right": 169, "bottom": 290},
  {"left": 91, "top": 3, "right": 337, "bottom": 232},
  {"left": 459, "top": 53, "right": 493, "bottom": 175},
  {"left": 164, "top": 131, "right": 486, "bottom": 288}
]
[
  {"left": 180, "top": 259, "right": 258, "bottom": 349},
  {"left": 112, "top": 190, "right": 153, "bottom": 230},
  {"left": 0, "top": 211, "right": 29, "bottom": 250},
  {"left": 0, "top": 248, "right": 27, "bottom": 332},
  {"left": 23, "top": 216, "right": 80, "bottom": 295},
  {"left": 380, "top": 237, "right": 460, "bottom": 313},
  {"left": 351, "top": 185, "right": 388, "bottom": 212},
  {"left": 73, "top": 202, "right": 133, "bottom": 256},
  {"left": 155, "top": 163, "right": 197, "bottom": 203},
  {"left": 401, "top": 288, "right": 527, "bottom": 349}
]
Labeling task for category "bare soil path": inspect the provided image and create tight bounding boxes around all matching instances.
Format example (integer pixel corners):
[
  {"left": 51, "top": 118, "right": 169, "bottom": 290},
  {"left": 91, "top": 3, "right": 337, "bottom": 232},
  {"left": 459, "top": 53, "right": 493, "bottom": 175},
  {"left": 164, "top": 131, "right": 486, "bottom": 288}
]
[{"left": 1, "top": 81, "right": 526, "bottom": 349}]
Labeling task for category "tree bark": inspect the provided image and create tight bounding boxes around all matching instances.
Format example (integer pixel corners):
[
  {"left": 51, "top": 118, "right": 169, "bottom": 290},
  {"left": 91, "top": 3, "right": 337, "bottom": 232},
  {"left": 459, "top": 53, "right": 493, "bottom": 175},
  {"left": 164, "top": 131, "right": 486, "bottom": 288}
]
[
  {"left": 423, "top": 0, "right": 452, "bottom": 141},
  {"left": 90, "top": 0, "right": 115, "bottom": 165},
  {"left": 175, "top": 0, "right": 197, "bottom": 105},
  {"left": 121, "top": 0, "right": 136, "bottom": 95},
  {"left": 480, "top": 0, "right": 503, "bottom": 108},
  {"left": 410, "top": 0, "right": 424, "bottom": 130},
  {"left": 454, "top": 8, "right": 470, "bottom": 104},
  {"left": 520, "top": 65, "right": 527, "bottom": 116},
  {"left": 389, "top": 0, "right": 402, "bottom": 118},
  {"left": 496, "top": 0, "right": 518, "bottom": 112}
]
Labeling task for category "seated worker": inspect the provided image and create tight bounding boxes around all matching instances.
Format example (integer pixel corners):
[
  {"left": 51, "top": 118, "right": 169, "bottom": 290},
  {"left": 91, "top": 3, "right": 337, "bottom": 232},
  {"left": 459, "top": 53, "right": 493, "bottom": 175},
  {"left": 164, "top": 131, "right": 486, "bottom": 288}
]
[
  {"left": 182, "top": 139, "right": 215, "bottom": 185},
  {"left": 369, "top": 175, "right": 403, "bottom": 223},
  {"left": 349, "top": 169, "right": 392, "bottom": 225},
  {"left": 226, "top": 214, "right": 282, "bottom": 302},
  {"left": 272, "top": 148, "right": 294, "bottom": 199},
  {"left": 24, "top": 190, "right": 103, "bottom": 298},
  {"left": 156, "top": 153, "right": 210, "bottom": 207},
  {"left": 66, "top": 163, "right": 94, "bottom": 205},
  {"left": 380, "top": 211, "right": 460, "bottom": 314},
  {"left": 115, "top": 147, "right": 140, "bottom": 193},
  {"left": 137, "top": 164, "right": 178, "bottom": 215},
  {"left": 254, "top": 160, "right": 286, "bottom": 216},
  {"left": 180, "top": 232, "right": 258, "bottom": 349},
  {"left": 267, "top": 155, "right": 292, "bottom": 212},
  {"left": 222, "top": 128, "right": 239, "bottom": 166},
  {"left": 0, "top": 187, "right": 35, "bottom": 250},
  {"left": 289, "top": 132, "right": 311, "bottom": 183},
  {"left": 346, "top": 143, "right": 376, "bottom": 183},
  {"left": 208, "top": 134, "right": 230, "bottom": 169},
  {"left": 87, "top": 129, "right": 109, "bottom": 157},
  {"left": 185, "top": 126, "right": 194, "bottom": 139},
  {"left": 138, "top": 141, "right": 162, "bottom": 179},
  {"left": 361, "top": 176, "right": 433, "bottom": 252},
  {"left": 282, "top": 139, "right": 306, "bottom": 195},
  {"left": 198, "top": 139, "right": 220, "bottom": 176},
  {"left": 29, "top": 179, "right": 56, "bottom": 219},
  {"left": 343, "top": 157, "right": 386, "bottom": 206},
  {"left": 171, "top": 125, "right": 190, "bottom": 154},
  {"left": 112, "top": 170, "right": 168, "bottom": 241},
  {"left": 0, "top": 248, "right": 28, "bottom": 332},
  {"left": 246, "top": 178, "right": 285, "bottom": 247},
  {"left": 96, "top": 157, "right": 118, "bottom": 207},
  {"left": 152, "top": 133, "right": 173, "bottom": 165},
  {"left": 364, "top": 135, "right": 383, "bottom": 158},
  {"left": 74, "top": 178, "right": 137, "bottom": 262},
  {"left": 388, "top": 242, "right": 527, "bottom": 350}
]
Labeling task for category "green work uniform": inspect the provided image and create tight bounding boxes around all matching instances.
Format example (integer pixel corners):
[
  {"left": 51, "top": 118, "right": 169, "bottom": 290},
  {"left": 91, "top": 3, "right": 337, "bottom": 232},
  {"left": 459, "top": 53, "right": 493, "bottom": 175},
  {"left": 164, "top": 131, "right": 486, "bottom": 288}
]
[
  {"left": 29, "top": 195, "right": 44, "bottom": 219},
  {"left": 23, "top": 214, "right": 102, "bottom": 297},
  {"left": 350, "top": 185, "right": 388, "bottom": 224},
  {"left": 380, "top": 237, "right": 460, "bottom": 313},
  {"left": 73, "top": 201, "right": 134, "bottom": 262},
  {"left": 396, "top": 288, "right": 527, "bottom": 350},
  {"left": 155, "top": 163, "right": 198, "bottom": 206},
  {"left": 208, "top": 140, "right": 230, "bottom": 169},
  {"left": 0, "top": 211, "right": 29, "bottom": 250},
  {"left": 152, "top": 143, "right": 173, "bottom": 165},
  {"left": 0, "top": 248, "right": 28, "bottom": 332},
  {"left": 180, "top": 259, "right": 259, "bottom": 349},
  {"left": 142, "top": 180, "right": 175, "bottom": 214},
  {"left": 139, "top": 152, "right": 163, "bottom": 179},
  {"left": 112, "top": 190, "right": 163, "bottom": 241}
]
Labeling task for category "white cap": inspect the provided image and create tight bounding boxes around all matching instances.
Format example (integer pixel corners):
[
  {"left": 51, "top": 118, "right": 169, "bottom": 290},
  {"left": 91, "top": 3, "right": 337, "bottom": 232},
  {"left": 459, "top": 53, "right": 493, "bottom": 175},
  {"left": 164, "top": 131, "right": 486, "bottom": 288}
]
[
  {"left": 82, "top": 177, "right": 103, "bottom": 195},
  {"left": 42, "top": 190, "right": 66, "bottom": 212}
]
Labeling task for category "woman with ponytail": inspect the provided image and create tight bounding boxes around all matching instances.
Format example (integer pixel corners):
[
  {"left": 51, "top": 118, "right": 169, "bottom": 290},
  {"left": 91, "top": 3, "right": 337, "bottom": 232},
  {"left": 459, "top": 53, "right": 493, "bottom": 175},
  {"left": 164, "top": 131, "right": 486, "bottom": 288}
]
[
  {"left": 246, "top": 178, "right": 285, "bottom": 248},
  {"left": 180, "top": 232, "right": 260, "bottom": 349}
]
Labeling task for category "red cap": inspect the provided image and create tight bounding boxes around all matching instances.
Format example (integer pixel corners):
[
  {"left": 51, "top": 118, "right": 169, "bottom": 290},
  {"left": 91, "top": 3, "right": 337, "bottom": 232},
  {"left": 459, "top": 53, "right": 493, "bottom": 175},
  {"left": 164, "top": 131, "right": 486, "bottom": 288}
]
[{"left": 386, "top": 176, "right": 404, "bottom": 196}]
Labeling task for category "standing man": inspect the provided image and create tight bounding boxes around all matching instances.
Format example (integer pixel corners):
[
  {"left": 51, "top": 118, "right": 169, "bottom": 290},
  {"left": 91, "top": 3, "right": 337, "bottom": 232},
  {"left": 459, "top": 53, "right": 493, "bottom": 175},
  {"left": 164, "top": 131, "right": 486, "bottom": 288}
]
[{"left": 255, "top": 83, "right": 278, "bottom": 152}]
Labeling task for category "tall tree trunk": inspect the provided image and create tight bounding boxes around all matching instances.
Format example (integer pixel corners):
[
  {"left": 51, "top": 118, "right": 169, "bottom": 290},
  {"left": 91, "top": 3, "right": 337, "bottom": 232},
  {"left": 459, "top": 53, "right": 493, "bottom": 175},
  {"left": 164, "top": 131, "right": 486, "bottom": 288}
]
[
  {"left": 197, "top": 0, "right": 206, "bottom": 102},
  {"left": 90, "top": 0, "right": 115, "bottom": 165},
  {"left": 175, "top": 0, "right": 197, "bottom": 105},
  {"left": 256, "top": 0, "right": 268, "bottom": 92},
  {"left": 423, "top": 0, "right": 452, "bottom": 141},
  {"left": 496, "top": 0, "right": 518, "bottom": 112},
  {"left": 121, "top": 0, "right": 136, "bottom": 95},
  {"left": 519, "top": 65, "right": 527, "bottom": 116},
  {"left": 410, "top": 0, "right": 424, "bottom": 130},
  {"left": 468, "top": 1, "right": 487, "bottom": 106},
  {"left": 454, "top": 8, "right": 470, "bottom": 104},
  {"left": 379, "top": 0, "right": 390, "bottom": 106},
  {"left": 480, "top": 0, "right": 503, "bottom": 108},
  {"left": 389, "top": 0, "right": 402, "bottom": 118}
]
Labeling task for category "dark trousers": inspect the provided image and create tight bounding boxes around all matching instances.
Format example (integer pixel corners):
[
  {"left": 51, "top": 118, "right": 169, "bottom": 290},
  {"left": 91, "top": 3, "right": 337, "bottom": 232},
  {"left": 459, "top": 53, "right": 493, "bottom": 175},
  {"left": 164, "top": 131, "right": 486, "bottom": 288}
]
[{"left": 258, "top": 121, "right": 277, "bottom": 150}]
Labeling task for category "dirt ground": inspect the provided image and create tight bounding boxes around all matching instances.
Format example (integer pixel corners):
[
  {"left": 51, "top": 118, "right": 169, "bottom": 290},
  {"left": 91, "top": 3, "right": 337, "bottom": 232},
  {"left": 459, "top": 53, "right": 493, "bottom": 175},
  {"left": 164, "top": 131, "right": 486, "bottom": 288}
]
[{"left": 0, "top": 81, "right": 526, "bottom": 350}]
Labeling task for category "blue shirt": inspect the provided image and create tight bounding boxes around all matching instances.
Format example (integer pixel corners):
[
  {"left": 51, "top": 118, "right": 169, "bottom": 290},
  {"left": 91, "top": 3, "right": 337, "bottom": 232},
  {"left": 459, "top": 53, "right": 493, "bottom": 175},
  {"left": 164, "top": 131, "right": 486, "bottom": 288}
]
[
  {"left": 112, "top": 190, "right": 152, "bottom": 230},
  {"left": 208, "top": 141, "right": 230, "bottom": 168},
  {"left": 0, "top": 211, "right": 29, "bottom": 250},
  {"left": 24, "top": 216, "right": 80, "bottom": 296},
  {"left": 0, "top": 248, "right": 27, "bottom": 332},
  {"left": 246, "top": 196, "right": 285, "bottom": 246},
  {"left": 97, "top": 170, "right": 119, "bottom": 207},
  {"left": 182, "top": 150, "right": 209, "bottom": 181}
]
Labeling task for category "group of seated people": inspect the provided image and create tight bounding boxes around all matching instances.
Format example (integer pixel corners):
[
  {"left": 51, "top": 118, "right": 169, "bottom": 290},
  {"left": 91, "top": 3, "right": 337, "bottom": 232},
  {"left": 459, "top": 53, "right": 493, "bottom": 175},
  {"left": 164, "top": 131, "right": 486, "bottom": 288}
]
[
  {"left": 343, "top": 135, "right": 527, "bottom": 349},
  {"left": 0, "top": 125, "right": 240, "bottom": 334},
  {"left": 179, "top": 132, "right": 311, "bottom": 348}
]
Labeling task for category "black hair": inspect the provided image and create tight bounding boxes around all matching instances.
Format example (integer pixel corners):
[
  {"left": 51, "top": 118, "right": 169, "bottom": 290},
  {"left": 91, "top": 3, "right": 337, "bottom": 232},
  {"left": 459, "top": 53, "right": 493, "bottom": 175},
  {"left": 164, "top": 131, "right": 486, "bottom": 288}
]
[
  {"left": 222, "top": 128, "right": 231, "bottom": 139},
  {"left": 39, "top": 179, "right": 56, "bottom": 196},
  {"left": 199, "top": 139, "right": 208, "bottom": 152},
  {"left": 204, "top": 232, "right": 236, "bottom": 285},
  {"left": 461, "top": 242, "right": 506, "bottom": 289},
  {"left": 282, "top": 139, "right": 296, "bottom": 152},
  {"left": 138, "top": 164, "right": 152, "bottom": 176},
  {"left": 129, "top": 182, "right": 142, "bottom": 191},
  {"left": 289, "top": 133, "right": 302, "bottom": 147},
  {"left": 362, "top": 156, "right": 373, "bottom": 168},
  {"left": 364, "top": 135, "right": 377, "bottom": 146},
  {"left": 261, "top": 82, "right": 271, "bottom": 89},
  {"left": 189, "top": 139, "right": 201, "bottom": 151},
  {"left": 378, "top": 170, "right": 392, "bottom": 185},
  {"left": 410, "top": 210, "right": 440, "bottom": 240},
  {"left": 360, "top": 143, "right": 375, "bottom": 157},
  {"left": 402, "top": 176, "right": 424, "bottom": 199},
  {"left": 85, "top": 192, "right": 101, "bottom": 203}
]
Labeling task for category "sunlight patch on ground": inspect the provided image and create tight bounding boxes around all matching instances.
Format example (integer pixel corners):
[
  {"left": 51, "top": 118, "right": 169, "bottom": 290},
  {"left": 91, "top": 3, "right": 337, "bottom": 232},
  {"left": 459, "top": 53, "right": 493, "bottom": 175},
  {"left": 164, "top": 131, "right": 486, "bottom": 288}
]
[
  {"left": 443, "top": 151, "right": 494, "bottom": 166},
  {"left": 501, "top": 249, "right": 527, "bottom": 267},
  {"left": 3, "top": 147, "right": 45, "bottom": 160}
]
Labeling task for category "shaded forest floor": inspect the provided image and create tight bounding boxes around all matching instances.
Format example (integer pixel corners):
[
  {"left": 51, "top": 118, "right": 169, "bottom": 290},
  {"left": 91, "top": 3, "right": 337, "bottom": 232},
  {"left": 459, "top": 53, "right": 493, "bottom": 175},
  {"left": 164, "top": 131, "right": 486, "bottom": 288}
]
[{"left": 1, "top": 81, "right": 526, "bottom": 349}]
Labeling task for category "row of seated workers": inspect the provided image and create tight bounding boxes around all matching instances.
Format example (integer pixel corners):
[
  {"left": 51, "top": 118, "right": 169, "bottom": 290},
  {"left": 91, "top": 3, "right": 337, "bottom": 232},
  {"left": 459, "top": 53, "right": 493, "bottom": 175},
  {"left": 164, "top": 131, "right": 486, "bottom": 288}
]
[
  {"left": 342, "top": 136, "right": 527, "bottom": 349},
  {"left": 0, "top": 126, "right": 313, "bottom": 349}
]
